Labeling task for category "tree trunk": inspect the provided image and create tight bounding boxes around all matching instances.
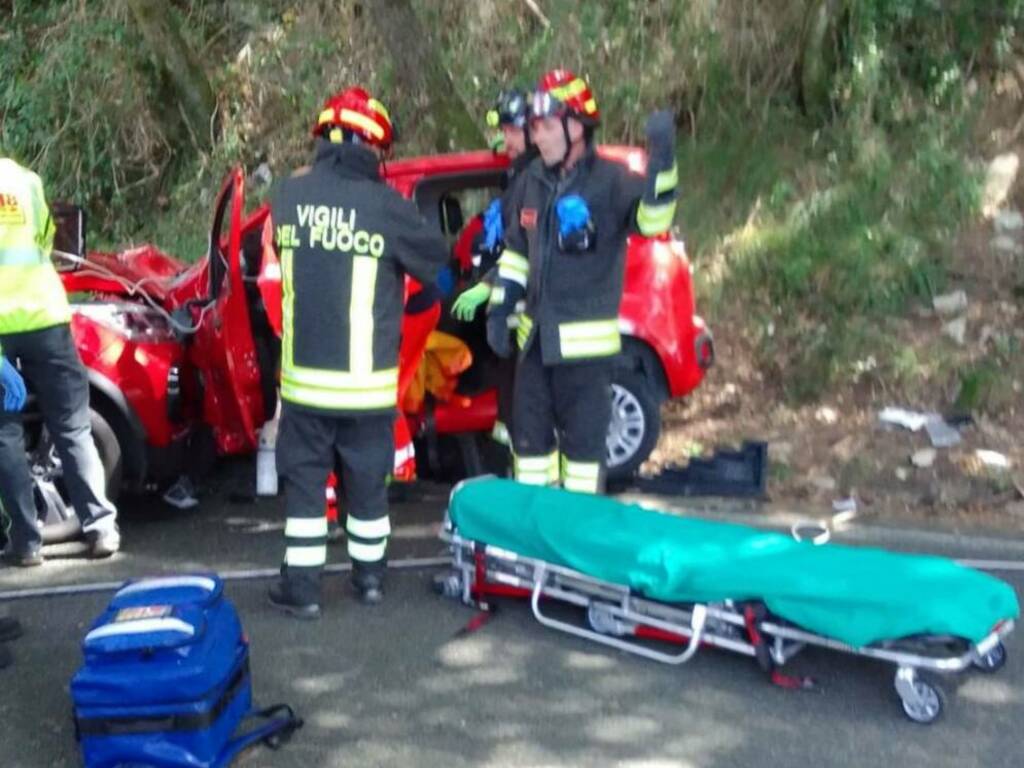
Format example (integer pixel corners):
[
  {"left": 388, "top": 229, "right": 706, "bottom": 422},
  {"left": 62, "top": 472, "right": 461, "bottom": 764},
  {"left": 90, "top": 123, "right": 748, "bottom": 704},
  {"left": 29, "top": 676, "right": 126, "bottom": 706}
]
[
  {"left": 800, "top": 0, "right": 841, "bottom": 124},
  {"left": 367, "top": 0, "right": 484, "bottom": 152},
  {"left": 126, "top": 0, "right": 218, "bottom": 149}
]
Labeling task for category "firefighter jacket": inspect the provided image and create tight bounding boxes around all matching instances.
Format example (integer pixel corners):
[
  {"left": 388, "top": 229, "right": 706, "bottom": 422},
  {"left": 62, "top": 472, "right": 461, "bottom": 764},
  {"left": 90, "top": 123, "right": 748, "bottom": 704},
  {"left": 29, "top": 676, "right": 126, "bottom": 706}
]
[
  {"left": 0, "top": 158, "right": 71, "bottom": 335},
  {"left": 495, "top": 145, "right": 677, "bottom": 365},
  {"left": 268, "top": 141, "right": 448, "bottom": 415}
]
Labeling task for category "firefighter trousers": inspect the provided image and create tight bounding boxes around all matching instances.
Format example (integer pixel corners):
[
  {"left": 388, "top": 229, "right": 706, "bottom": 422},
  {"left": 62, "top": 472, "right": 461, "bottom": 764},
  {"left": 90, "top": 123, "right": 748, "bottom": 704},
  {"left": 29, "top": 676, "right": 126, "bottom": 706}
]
[
  {"left": 511, "top": 339, "right": 611, "bottom": 494},
  {"left": 276, "top": 404, "right": 393, "bottom": 601}
]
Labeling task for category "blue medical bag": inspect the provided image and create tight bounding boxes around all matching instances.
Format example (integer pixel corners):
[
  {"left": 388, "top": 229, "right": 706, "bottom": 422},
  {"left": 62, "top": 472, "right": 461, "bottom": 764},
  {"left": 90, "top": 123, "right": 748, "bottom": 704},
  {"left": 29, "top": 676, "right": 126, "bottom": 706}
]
[{"left": 71, "top": 574, "right": 300, "bottom": 768}]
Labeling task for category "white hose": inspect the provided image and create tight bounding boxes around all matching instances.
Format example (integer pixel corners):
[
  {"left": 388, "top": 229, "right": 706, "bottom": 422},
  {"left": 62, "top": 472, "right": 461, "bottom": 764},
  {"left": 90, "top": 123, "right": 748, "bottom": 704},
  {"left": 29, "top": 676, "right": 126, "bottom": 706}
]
[{"left": 59, "top": 250, "right": 215, "bottom": 335}]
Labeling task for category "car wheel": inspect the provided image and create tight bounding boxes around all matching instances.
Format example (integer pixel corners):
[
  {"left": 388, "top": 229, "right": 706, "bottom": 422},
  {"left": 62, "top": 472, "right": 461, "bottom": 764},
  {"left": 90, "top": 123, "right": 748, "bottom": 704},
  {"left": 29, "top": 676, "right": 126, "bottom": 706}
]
[
  {"left": 32, "top": 407, "right": 123, "bottom": 543},
  {"left": 605, "top": 367, "right": 661, "bottom": 482}
]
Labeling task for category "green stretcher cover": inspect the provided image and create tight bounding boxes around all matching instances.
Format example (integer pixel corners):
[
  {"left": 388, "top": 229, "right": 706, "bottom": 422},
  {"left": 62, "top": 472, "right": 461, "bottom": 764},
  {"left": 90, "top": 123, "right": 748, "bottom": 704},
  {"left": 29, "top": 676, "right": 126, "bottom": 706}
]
[{"left": 449, "top": 479, "right": 1019, "bottom": 648}]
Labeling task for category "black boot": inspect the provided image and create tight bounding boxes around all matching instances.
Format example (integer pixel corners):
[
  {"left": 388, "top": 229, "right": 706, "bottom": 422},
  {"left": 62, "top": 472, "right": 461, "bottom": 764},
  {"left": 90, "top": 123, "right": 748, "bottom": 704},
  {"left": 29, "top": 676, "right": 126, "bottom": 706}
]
[
  {"left": 268, "top": 579, "right": 321, "bottom": 620},
  {"left": 352, "top": 567, "right": 384, "bottom": 606}
]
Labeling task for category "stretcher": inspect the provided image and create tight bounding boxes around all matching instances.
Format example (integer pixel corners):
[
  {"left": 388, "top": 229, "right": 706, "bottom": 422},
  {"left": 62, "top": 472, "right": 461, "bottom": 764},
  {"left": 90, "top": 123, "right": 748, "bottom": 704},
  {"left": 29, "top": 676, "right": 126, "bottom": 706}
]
[{"left": 437, "top": 478, "right": 1019, "bottom": 724}]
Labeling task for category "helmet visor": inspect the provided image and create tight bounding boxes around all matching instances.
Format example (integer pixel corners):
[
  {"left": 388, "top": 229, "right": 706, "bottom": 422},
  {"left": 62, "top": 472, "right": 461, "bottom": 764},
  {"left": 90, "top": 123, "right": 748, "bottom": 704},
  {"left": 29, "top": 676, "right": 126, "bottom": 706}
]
[{"left": 529, "top": 91, "right": 566, "bottom": 121}]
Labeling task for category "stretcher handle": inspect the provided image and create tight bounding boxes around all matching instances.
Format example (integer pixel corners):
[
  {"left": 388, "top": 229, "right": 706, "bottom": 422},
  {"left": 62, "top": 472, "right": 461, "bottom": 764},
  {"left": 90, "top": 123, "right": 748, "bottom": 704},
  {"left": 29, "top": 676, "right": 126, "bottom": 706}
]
[{"left": 530, "top": 566, "right": 707, "bottom": 666}]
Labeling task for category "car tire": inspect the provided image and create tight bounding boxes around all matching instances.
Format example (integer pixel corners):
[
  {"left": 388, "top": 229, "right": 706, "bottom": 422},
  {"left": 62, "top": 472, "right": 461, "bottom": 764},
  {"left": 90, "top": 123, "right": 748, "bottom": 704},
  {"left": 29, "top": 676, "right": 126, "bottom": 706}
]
[
  {"left": 605, "top": 366, "right": 661, "bottom": 483},
  {"left": 35, "top": 407, "right": 123, "bottom": 544}
]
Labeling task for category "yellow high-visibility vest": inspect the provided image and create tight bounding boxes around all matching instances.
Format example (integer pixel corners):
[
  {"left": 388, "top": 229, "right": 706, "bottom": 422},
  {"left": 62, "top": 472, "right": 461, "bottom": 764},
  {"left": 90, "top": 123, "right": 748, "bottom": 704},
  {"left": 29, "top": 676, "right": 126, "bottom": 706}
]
[{"left": 0, "top": 158, "right": 71, "bottom": 335}]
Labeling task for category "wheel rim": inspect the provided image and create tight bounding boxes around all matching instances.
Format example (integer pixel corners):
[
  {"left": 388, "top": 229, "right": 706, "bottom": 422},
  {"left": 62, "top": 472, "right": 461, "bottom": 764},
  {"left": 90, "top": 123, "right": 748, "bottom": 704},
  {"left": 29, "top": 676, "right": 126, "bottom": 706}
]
[
  {"left": 902, "top": 682, "right": 941, "bottom": 722},
  {"left": 606, "top": 383, "right": 646, "bottom": 468}
]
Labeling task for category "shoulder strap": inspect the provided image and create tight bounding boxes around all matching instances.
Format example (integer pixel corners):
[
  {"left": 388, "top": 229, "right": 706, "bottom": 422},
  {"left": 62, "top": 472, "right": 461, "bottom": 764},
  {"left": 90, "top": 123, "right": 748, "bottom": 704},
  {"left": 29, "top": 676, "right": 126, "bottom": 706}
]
[{"left": 215, "top": 704, "right": 303, "bottom": 767}]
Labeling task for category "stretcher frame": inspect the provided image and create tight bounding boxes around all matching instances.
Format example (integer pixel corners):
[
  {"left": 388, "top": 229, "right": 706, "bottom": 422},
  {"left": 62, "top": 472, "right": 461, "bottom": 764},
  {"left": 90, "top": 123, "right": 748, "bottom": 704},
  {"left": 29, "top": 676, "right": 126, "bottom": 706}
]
[{"left": 438, "top": 508, "right": 1014, "bottom": 725}]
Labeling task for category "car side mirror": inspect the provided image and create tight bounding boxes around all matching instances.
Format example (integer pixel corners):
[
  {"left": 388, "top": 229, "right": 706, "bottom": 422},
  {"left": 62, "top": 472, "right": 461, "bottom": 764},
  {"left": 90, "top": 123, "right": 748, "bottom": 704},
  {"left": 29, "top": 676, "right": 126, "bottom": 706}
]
[
  {"left": 440, "top": 196, "right": 464, "bottom": 236},
  {"left": 51, "top": 203, "right": 86, "bottom": 271}
]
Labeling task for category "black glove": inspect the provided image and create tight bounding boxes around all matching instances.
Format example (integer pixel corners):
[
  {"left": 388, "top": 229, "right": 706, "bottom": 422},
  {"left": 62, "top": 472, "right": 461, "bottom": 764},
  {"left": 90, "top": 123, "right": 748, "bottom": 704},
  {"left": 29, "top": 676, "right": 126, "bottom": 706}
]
[{"left": 644, "top": 109, "right": 676, "bottom": 172}]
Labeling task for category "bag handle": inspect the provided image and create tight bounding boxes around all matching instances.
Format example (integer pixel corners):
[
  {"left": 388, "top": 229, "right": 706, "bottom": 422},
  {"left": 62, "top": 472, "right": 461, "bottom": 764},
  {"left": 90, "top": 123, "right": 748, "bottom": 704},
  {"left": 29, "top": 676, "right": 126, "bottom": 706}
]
[{"left": 216, "top": 703, "right": 303, "bottom": 766}]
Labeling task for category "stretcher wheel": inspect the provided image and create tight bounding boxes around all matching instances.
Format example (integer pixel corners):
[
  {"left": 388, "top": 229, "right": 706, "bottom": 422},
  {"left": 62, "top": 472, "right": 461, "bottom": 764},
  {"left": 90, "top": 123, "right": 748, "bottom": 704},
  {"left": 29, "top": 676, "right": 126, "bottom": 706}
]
[
  {"left": 898, "top": 677, "right": 945, "bottom": 725},
  {"left": 432, "top": 571, "right": 464, "bottom": 599},
  {"left": 587, "top": 603, "right": 627, "bottom": 637},
  {"left": 972, "top": 641, "right": 1007, "bottom": 673}
]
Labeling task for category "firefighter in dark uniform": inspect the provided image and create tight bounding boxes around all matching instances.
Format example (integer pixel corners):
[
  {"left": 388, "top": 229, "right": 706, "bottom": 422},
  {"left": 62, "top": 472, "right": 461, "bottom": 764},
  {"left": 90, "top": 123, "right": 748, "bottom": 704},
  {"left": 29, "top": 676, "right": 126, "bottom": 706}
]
[
  {"left": 488, "top": 69, "right": 678, "bottom": 493},
  {"left": 265, "top": 86, "right": 448, "bottom": 618},
  {"left": 450, "top": 88, "right": 537, "bottom": 451}
]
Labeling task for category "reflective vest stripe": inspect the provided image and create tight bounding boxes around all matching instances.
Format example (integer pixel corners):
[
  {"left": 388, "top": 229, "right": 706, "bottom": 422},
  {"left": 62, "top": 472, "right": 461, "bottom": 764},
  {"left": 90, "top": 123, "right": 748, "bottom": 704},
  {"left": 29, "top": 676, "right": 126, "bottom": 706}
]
[
  {"left": 654, "top": 163, "right": 679, "bottom": 197},
  {"left": 0, "top": 246, "right": 44, "bottom": 266},
  {"left": 497, "top": 249, "right": 529, "bottom": 287},
  {"left": 347, "top": 539, "right": 387, "bottom": 563},
  {"left": 284, "top": 365, "right": 398, "bottom": 391},
  {"left": 516, "top": 312, "right": 533, "bottom": 350},
  {"left": 558, "top": 318, "right": 621, "bottom": 359},
  {"left": 285, "top": 544, "right": 327, "bottom": 567},
  {"left": 636, "top": 199, "right": 677, "bottom": 236},
  {"left": 280, "top": 242, "right": 396, "bottom": 411},
  {"left": 280, "top": 381, "right": 397, "bottom": 411},
  {"left": 349, "top": 256, "right": 378, "bottom": 375},
  {"left": 346, "top": 515, "right": 391, "bottom": 540},
  {"left": 285, "top": 517, "right": 329, "bottom": 539}
]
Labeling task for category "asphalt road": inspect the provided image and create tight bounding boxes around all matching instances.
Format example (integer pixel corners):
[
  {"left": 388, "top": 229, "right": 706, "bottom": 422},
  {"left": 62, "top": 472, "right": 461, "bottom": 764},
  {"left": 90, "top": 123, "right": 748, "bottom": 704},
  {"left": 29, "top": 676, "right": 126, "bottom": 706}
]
[{"left": 1, "top": 472, "right": 1021, "bottom": 767}]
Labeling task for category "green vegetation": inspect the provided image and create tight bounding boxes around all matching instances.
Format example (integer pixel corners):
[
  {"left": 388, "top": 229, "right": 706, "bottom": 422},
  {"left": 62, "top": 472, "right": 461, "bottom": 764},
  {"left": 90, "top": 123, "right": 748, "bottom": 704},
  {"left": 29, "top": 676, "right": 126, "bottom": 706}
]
[{"left": 2, "top": 0, "right": 1021, "bottom": 401}]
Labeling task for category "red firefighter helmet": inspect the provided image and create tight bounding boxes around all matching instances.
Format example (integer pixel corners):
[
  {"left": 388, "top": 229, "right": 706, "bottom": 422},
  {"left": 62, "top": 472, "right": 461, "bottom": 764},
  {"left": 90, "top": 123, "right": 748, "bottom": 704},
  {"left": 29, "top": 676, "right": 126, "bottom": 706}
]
[
  {"left": 312, "top": 86, "right": 394, "bottom": 149},
  {"left": 531, "top": 69, "right": 600, "bottom": 126}
]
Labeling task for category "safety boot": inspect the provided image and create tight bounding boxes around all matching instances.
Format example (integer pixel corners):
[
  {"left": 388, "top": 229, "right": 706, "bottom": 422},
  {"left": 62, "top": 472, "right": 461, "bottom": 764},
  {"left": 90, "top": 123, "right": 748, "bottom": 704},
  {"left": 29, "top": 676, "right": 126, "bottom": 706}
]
[
  {"left": 352, "top": 569, "right": 384, "bottom": 606},
  {"left": 268, "top": 580, "right": 321, "bottom": 620}
]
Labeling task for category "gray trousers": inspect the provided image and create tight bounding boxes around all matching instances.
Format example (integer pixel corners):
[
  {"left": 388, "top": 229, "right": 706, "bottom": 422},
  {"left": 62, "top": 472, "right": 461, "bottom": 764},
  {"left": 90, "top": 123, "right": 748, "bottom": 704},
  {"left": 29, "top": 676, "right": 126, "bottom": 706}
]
[{"left": 0, "top": 324, "right": 117, "bottom": 553}]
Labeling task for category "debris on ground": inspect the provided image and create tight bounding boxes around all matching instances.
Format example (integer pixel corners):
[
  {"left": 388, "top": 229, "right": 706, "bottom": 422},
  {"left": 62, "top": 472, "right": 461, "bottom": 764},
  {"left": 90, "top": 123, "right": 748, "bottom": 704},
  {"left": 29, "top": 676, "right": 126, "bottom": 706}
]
[
  {"left": 637, "top": 441, "right": 767, "bottom": 498},
  {"left": 932, "top": 290, "right": 968, "bottom": 316},
  {"left": 911, "top": 448, "right": 937, "bottom": 469}
]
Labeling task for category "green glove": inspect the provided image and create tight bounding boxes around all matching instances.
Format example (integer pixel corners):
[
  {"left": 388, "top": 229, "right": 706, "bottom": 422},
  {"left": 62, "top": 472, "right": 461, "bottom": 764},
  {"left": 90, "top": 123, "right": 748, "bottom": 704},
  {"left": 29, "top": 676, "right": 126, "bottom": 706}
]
[{"left": 451, "top": 282, "right": 491, "bottom": 322}]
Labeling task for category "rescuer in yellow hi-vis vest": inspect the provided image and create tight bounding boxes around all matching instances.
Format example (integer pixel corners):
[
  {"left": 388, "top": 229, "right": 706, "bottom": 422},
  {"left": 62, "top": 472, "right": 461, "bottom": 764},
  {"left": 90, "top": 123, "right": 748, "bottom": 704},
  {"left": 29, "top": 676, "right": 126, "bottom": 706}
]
[
  {"left": 0, "top": 157, "right": 120, "bottom": 565},
  {"left": 263, "top": 87, "right": 447, "bottom": 619}
]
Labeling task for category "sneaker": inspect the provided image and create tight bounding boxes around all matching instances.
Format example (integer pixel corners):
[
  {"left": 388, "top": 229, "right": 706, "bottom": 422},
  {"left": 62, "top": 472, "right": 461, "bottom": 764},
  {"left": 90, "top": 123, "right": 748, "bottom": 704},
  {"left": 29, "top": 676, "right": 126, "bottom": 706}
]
[
  {"left": 352, "top": 571, "right": 384, "bottom": 606},
  {"left": 0, "top": 617, "right": 23, "bottom": 643},
  {"left": 0, "top": 644, "right": 11, "bottom": 671},
  {"left": 87, "top": 528, "right": 121, "bottom": 559},
  {"left": 1, "top": 547, "right": 43, "bottom": 568},
  {"left": 267, "top": 582, "right": 321, "bottom": 620}
]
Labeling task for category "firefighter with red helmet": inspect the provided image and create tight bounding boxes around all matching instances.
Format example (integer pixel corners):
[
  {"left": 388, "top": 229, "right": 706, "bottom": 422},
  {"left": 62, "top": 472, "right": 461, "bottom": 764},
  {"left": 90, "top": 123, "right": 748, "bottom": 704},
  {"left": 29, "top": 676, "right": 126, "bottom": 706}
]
[
  {"left": 264, "top": 86, "right": 448, "bottom": 617},
  {"left": 488, "top": 70, "right": 679, "bottom": 493}
]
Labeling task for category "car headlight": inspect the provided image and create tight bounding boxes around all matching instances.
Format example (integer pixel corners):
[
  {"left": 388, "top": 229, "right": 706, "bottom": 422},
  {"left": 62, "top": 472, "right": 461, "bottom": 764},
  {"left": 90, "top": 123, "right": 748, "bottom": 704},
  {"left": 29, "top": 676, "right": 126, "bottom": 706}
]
[{"left": 73, "top": 302, "right": 177, "bottom": 343}]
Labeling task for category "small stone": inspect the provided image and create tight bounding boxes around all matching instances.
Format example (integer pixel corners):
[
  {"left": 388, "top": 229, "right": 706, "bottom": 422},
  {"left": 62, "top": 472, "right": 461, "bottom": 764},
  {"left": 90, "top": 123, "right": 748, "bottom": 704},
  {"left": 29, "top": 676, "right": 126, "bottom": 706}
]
[
  {"left": 995, "top": 209, "right": 1024, "bottom": 233},
  {"left": 815, "top": 406, "right": 838, "bottom": 425},
  {"left": 911, "top": 448, "right": 937, "bottom": 468},
  {"left": 895, "top": 467, "right": 910, "bottom": 482},
  {"left": 942, "top": 316, "right": 967, "bottom": 345},
  {"left": 976, "top": 449, "right": 1010, "bottom": 471},
  {"left": 983, "top": 153, "right": 1019, "bottom": 217},
  {"left": 932, "top": 290, "right": 968, "bottom": 316}
]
